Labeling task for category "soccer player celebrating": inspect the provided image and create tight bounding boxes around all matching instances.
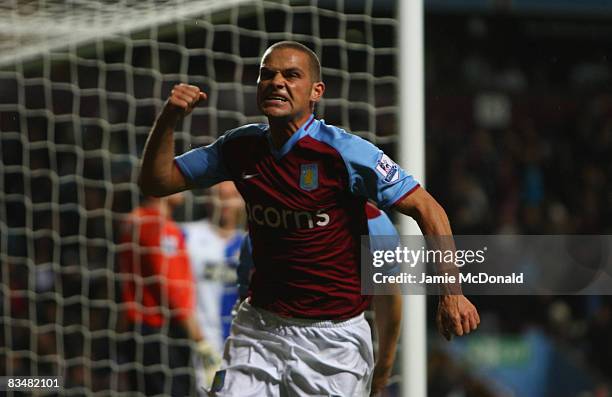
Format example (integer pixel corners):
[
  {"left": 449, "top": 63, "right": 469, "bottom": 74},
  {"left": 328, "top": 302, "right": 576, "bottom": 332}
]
[{"left": 139, "top": 41, "right": 480, "bottom": 396}]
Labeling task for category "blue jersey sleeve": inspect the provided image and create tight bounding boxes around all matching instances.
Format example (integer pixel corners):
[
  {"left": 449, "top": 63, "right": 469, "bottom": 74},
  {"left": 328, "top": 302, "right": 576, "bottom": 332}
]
[
  {"left": 344, "top": 136, "right": 419, "bottom": 208},
  {"left": 368, "top": 210, "right": 401, "bottom": 275},
  {"left": 311, "top": 123, "right": 419, "bottom": 208},
  {"left": 174, "top": 135, "right": 231, "bottom": 188},
  {"left": 368, "top": 211, "right": 399, "bottom": 241},
  {"left": 237, "top": 234, "right": 254, "bottom": 299}
]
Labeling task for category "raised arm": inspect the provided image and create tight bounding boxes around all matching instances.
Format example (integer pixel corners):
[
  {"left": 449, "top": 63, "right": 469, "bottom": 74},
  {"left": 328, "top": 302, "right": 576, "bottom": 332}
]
[
  {"left": 138, "top": 84, "right": 207, "bottom": 197},
  {"left": 394, "top": 187, "right": 480, "bottom": 340}
]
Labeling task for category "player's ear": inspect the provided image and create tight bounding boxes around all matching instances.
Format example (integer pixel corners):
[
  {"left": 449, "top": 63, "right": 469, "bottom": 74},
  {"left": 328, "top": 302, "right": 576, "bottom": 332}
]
[{"left": 310, "top": 81, "right": 325, "bottom": 103}]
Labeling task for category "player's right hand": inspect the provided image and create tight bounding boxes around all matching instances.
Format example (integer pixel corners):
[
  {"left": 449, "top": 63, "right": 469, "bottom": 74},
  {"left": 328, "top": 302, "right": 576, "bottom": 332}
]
[
  {"left": 436, "top": 294, "right": 480, "bottom": 340},
  {"left": 166, "top": 83, "right": 207, "bottom": 116}
]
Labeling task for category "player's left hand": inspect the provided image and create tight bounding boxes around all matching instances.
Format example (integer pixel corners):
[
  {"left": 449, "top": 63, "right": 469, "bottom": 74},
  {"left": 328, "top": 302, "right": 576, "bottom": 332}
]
[
  {"left": 436, "top": 295, "right": 480, "bottom": 340},
  {"left": 370, "top": 361, "right": 392, "bottom": 396}
]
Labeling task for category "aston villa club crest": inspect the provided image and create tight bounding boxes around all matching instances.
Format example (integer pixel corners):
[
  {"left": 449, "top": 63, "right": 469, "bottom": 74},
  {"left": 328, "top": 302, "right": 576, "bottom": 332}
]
[{"left": 299, "top": 164, "right": 318, "bottom": 191}]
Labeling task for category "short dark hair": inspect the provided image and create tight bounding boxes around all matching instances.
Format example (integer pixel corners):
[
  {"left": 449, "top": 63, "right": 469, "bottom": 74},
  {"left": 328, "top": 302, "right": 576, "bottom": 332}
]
[{"left": 264, "top": 41, "right": 322, "bottom": 82}]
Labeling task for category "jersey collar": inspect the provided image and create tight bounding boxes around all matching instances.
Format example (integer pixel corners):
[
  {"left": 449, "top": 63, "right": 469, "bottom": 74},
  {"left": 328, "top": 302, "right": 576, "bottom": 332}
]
[{"left": 268, "top": 114, "right": 317, "bottom": 160}]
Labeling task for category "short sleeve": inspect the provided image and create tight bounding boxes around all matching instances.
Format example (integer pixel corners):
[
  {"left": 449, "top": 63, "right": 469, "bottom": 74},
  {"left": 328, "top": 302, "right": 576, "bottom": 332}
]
[
  {"left": 367, "top": 210, "right": 401, "bottom": 276},
  {"left": 343, "top": 137, "right": 419, "bottom": 209},
  {"left": 174, "top": 135, "right": 231, "bottom": 188},
  {"left": 367, "top": 210, "right": 399, "bottom": 239}
]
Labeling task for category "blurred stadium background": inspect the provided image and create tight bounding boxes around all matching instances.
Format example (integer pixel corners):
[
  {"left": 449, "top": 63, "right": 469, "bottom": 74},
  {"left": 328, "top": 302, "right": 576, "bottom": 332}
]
[{"left": 1, "top": 0, "right": 611, "bottom": 396}]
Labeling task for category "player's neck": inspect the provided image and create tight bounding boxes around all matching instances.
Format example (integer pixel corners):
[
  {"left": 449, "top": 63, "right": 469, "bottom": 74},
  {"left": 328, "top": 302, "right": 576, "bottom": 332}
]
[{"left": 268, "top": 113, "right": 312, "bottom": 150}]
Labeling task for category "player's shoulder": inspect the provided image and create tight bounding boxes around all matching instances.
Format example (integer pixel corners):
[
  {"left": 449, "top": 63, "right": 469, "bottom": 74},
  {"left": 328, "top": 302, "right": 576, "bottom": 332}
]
[
  {"left": 222, "top": 123, "right": 268, "bottom": 143},
  {"left": 310, "top": 119, "right": 357, "bottom": 141},
  {"left": 309, "top": 119, "right": 381, "bottom": 160},
  {"left": 311, "top": 120, "right": 378, "bottom": 150}
]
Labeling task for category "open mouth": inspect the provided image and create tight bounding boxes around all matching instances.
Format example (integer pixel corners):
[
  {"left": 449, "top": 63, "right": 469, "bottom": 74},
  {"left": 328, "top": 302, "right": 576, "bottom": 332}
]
[
  {"left": 265, "top": 93, "right": 289, "bottom": 102},
  {"left": 265, "top": 95, "right": 288, "bottom": 102}
]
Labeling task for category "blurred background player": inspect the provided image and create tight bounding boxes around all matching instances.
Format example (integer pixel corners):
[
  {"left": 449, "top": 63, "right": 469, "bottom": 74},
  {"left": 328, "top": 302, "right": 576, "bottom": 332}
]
[
  {"left": 119, "top": 193, "right": 206, "bottom": 396},
  {"left": 181, "top": 181, "right": 246, "bottom": 392}
]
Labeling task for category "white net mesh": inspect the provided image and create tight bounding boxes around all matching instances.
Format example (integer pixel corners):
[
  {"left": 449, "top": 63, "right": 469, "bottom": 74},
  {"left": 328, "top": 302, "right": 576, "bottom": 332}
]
[{"left": 0, "top": 0, "right": 400, "bottom": 394}]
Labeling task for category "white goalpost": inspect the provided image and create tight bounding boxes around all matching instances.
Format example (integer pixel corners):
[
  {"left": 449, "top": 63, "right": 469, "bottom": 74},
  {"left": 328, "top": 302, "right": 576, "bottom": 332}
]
[
  {"left": 0, "top": 0, "right": 426, "bottom": 395},
  {"left": 399, "top": 0, "right": 427, "bottom": 396}
]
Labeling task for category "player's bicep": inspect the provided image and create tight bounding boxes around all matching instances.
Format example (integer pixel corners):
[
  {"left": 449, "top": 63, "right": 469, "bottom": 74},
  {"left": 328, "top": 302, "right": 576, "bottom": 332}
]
[
  {"left": 394, "top": 186, "right": 443, "bottom": 219},
  {"left": 394, "top": 185, "right": 429, "bottom": 217},
  {"left": 394, "top": 186, "right": 453, "bottom": 236}
]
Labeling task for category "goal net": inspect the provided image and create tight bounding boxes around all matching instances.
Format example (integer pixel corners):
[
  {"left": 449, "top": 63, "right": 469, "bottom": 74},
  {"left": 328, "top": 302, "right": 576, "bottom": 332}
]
[{"left": 0, "top": 0, "right": 401, "bottom": 394}]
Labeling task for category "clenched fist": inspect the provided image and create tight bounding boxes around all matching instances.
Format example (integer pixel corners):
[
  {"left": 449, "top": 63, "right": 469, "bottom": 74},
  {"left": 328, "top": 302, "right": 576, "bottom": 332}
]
[
  {"left": 166, "top": 83, "right": 207, "bottom": 116},
  {"left": 437, "top": 294, "right": 480, "bottom": 341}
]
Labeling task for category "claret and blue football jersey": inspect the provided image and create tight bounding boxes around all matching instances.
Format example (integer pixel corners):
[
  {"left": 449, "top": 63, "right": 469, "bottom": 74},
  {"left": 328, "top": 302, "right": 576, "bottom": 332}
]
[
  {"left": 175, "top": 115, "right": 419, "bottom": 319},
  {"left": 237, "top": 201, "right": 402, "bottom": 301}
]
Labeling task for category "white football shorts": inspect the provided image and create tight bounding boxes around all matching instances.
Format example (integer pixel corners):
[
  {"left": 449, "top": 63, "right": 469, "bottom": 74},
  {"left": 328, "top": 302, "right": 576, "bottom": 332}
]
[{"left": 207, "top": 300, "right": 374, "bottom": 397}]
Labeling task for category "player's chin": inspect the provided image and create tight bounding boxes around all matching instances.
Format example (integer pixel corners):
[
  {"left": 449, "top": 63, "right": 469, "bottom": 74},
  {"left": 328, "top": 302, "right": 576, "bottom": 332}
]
[{"left": 260, "top": 105, "right": 290, "bottom": 118}]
